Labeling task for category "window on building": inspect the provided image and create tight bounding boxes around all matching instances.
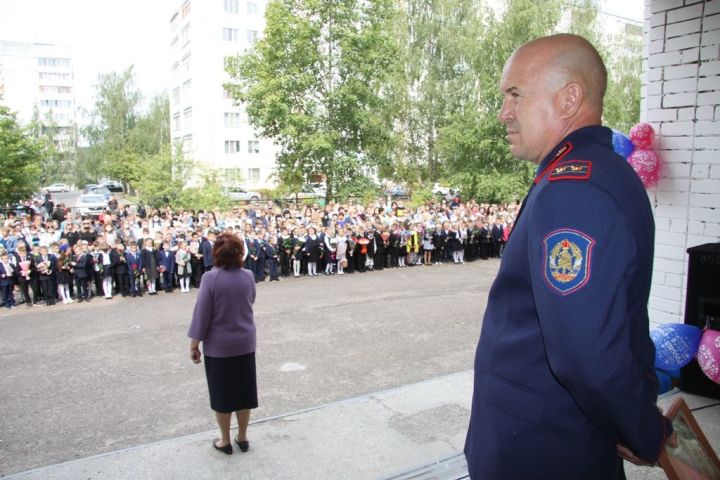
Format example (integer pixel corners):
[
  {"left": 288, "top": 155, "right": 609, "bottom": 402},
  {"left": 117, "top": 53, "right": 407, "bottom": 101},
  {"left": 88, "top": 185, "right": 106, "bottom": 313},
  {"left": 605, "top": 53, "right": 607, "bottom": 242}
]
[
  {"left": 225, "top": 140, "right": 241, "bottom": 153},
  {"left": 181, "top": 24, "right": 191, "bottom": 45},
  {"left": 182, "top": 80, "right": 192, "bottom": 100},
  {"left": 171, "top": 35, "right": 178, "bottom": 48},
  {"left": 223, "top": 87, "right": 233, "bottom": 99},
  {"left": 224, "top": 0, "right": 240, "bottom": 14},
  {"left": 40, "top": 99, "right": 72, "bottom": 108},
  {"left": 246, "top": 30, "right": 258, "bottom": 44},
  {"left": 172, "top": 87, "right": 180, "bottom": 105},
  {"left": 182, "top": 53, "right": 191, "bottom": 72},
  {"left": 170, "top": 12, "right": 179, "bottom": 32},
  {"left": 171, "top": 62, "right": 179, "bottom": 75},
  {"left": 37, "top": 57, "right": 71, "bottom": 68},
  {"left": 173, "top": 113, "right": 181, "bottom": 131},
  {"left": 247, "top": 168, "right": 260, "bottom": 182},
  {"left": 183, "top": 107, "right": 193, "bottom": 128},
  {"left": 223, "top": 28, "right": 239, "bottom": 42},
  {"left": 181, "top": 0, "right": 191, "bottom": 18},
  {"left": 224, "top": 112, "right": 241, "bottom": 127},
  {"left": 182, "top": 134, "right": 193, "bottom": 152},
  {"left": 38, "top": 72, "right": 72, "bottom": 81},
  {"left": 222, "top": 168, "right": 242, "bottom": 185},
  {"left": 248, "top": 140, "right": 259, "bottom": 154},
  {"left": 247, "top": 2, "right": 258, "bottom": 15}
]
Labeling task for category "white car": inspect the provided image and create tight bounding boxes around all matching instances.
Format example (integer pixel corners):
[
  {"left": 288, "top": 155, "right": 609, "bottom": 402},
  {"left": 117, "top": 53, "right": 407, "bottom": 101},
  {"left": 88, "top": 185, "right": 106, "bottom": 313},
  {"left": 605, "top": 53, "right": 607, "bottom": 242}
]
[
  {"left": 284, "top": 184, "right": 327, "bottom": 201},
  {"left": 75, "top": 194, "right": 108, "bottom": 216},
  {"left": 432, "top": 183, "right": 459, "bottom": 196},
  {"left": 44, "top": 183, "right": 70, "bottom": 193},
  {"left": 225, "top": 186, "right": 262, "bottom": 202}
]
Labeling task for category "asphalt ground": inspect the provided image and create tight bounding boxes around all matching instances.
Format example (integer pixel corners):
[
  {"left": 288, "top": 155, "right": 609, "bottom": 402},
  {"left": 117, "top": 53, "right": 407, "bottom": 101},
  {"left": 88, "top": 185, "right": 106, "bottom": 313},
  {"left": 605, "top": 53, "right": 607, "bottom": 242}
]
[{"left": 0, "top": 259, "right": 500, "bottom": 475}]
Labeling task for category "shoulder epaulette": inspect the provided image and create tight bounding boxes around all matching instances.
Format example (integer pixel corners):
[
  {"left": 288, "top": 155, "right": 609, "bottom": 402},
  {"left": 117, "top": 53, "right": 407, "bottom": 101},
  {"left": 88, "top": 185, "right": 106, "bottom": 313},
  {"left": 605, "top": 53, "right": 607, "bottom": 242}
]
[{"left": 547, "top": 160, "right": 592, "bottom": 182}]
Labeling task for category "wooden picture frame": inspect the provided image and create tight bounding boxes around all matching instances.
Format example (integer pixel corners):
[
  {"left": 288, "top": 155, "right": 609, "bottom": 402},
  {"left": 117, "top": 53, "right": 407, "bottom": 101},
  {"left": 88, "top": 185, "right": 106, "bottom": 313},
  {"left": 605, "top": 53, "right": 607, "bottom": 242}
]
[{"left": 659, "top": 397, "right": 720, "bottom": 480}]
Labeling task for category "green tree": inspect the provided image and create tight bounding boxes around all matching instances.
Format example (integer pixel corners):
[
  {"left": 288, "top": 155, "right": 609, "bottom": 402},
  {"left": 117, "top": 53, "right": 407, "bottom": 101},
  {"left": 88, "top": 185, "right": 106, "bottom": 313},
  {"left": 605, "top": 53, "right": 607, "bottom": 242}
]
[
  {"left": 602, "top": 31, "right": 643, "bottom": 133},
  {"left": 134, "top": 144, "right": 191, "bottom": 207},
  {"left": 563, "top": 0, "right": 642, "bottom": 132},
  {"left": 437, "top": 0, "right": 563, "bottom": 199},
  {"left": 0, "top": 104, "right": 43, "bottom": 205},
  {"left": 174, "top": 168, "right": 232, "bottom": 211},
  {"left": 130, "top": 93, "right": 170, "bottom": 156},
  {"left": 83, "top": 66, "right": 142, "bottom": 187},
  {"left": 387, "top": 0, "right": 489, "bottom": 186},
  {"left": 28, "top": 107, "right": 78, "bottom": 186},
  {"left": 226, "top": 0, "right": 398, "bottom": 201}
]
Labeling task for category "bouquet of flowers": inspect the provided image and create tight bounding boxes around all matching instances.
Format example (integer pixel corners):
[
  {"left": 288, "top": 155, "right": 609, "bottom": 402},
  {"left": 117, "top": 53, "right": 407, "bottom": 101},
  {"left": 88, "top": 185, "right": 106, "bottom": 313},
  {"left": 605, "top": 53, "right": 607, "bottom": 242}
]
[
  {"left": 37, "top": 259, "right": 50, "bottom": 276},
  {"left": 19, "top": 260, "right": 31, "bottom": 281}
]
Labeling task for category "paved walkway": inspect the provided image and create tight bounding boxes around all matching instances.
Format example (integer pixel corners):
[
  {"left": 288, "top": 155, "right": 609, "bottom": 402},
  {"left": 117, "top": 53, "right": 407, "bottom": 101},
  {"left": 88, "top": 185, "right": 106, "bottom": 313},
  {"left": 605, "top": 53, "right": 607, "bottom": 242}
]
[{"left": 4, "top": 371, "right": 719, "bottom": 480}]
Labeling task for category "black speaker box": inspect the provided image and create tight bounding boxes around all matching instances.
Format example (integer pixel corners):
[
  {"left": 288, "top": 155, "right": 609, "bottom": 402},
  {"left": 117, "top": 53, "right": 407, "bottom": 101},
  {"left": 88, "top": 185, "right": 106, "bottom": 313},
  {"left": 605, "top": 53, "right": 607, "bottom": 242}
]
[{"left": 679, "top": 243, "right": 720, "bottom": 399}]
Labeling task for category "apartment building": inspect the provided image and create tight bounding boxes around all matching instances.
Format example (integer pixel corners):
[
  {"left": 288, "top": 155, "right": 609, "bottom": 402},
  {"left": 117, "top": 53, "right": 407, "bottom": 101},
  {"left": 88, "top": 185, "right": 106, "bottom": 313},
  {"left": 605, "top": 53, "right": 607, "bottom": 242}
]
[
  {"left": 168, "top": 0, "right": 277, "bottom": 189},
  {"left": 0, "top": 40, "right": 76, "bottom": 150}
]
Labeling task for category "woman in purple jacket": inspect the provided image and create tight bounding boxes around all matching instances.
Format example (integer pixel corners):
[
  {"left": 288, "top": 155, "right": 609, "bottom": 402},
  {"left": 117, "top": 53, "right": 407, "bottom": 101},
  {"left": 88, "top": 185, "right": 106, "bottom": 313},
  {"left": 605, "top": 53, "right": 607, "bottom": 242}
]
[{"left": 188, "top": 233, "right": 257, "bottom": 455}]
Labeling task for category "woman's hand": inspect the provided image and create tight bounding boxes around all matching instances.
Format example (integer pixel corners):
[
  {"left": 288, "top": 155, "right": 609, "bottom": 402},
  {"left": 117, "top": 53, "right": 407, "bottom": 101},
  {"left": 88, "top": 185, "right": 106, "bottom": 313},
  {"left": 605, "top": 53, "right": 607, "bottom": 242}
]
[
  {"left": 190, "top": 340, "right": 202, "bottom": 364},
  {"left": 190, "top": 347, "right": 202, "bottom": 364}
]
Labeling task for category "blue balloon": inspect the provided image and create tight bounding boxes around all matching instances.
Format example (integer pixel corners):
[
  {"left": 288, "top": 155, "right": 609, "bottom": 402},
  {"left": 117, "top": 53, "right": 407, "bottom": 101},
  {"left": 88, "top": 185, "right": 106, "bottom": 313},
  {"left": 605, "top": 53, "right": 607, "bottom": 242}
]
[
  {"left": 650, "top": 323, "right": 702, "bottom": 370},
  {"left": 655, "top": 369, "right": 673, "bottom": 394},
  {"left": 612, "top": 129, "right": 635, "bottom": 159}
]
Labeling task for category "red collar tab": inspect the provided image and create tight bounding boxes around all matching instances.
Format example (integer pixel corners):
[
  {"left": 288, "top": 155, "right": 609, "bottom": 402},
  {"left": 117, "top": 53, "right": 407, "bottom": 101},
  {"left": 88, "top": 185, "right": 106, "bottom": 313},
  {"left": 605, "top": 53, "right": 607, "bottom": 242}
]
[{"left": 534, "top": 142, "right": 574, "bottom": 184}]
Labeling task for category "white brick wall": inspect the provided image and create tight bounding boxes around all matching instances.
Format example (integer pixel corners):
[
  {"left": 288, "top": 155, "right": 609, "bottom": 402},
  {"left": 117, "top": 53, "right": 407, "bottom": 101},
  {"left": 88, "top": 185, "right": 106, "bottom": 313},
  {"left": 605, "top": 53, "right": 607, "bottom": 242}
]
[{"left": 643, "top": 0, "right": 720, "bottom": 327}]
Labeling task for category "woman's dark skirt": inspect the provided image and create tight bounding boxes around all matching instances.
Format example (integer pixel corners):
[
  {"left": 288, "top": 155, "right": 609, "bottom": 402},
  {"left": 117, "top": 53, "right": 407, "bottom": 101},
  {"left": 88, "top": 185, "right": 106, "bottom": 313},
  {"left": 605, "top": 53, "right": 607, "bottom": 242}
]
[{"left": 203, "top": 352, "right": 258, "bottom": 413}]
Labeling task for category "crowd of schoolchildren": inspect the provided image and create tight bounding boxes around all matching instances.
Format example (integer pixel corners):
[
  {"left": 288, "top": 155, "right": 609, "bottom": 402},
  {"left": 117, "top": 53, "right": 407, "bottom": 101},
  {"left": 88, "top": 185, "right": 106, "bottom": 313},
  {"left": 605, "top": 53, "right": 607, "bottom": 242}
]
[{"left": 0, "top": 194, "right": 518, "bottom": 309}]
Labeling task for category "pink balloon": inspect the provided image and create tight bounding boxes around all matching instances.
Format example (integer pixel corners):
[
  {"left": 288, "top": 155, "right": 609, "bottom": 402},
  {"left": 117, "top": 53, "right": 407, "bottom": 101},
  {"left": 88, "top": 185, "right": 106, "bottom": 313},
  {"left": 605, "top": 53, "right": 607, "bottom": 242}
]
[
  {"left": 628, "top": 149, "right": 661, "bottom": 189},
  {"left": 697, "top": 329, "right": 720, "bottom": 385},
  {"left": 629, "top": 122, "right": 655, "bottom": 149}
]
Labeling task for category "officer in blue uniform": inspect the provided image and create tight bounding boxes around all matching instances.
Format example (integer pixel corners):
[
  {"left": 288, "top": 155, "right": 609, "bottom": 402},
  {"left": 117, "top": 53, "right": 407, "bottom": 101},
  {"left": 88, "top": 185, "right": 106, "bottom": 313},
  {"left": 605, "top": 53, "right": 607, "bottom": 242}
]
[{"left": 464, "top": 34, "right": 674, "bottom": 479}]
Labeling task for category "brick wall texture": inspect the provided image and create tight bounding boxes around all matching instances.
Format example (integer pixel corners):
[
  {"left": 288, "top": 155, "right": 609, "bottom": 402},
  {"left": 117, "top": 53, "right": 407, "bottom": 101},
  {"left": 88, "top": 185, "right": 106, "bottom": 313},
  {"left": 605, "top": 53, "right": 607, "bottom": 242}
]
[{"left": 643, "top": 0, "right": 720, "bottom": 326}]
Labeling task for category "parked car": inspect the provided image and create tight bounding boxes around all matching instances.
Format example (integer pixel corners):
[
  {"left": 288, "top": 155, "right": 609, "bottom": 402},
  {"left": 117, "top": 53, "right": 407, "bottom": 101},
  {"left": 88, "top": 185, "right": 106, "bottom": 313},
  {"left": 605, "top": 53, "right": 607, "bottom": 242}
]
[
  {"left": 284, "top": 184, "right": 326, "bottom": 201},
  {"left": 82, "top": 183, "right": 98, "bottom": 193},
  {"left": 99, "top": 180, "right": 124, "bottom": 192},
  {"left": 75, "top": 194, "right": 108, "bottom": 216},
  {"left": 384, "top": 185, "right": 410, "bottom": 198},
  {"left": 0, "top": 204, "right": 33, "bottom": 218},
  {"left": 89, "top": 186, "right": 112, "bottom": 201},
  {"left": 44, "top": 183, "right": 70, "bottom": 193},
  {"left": 225, "top": 186, "right": 262, "bottom": 202},
  {"left": 432, "top": 183, "right": 459, "bottom": 197}
]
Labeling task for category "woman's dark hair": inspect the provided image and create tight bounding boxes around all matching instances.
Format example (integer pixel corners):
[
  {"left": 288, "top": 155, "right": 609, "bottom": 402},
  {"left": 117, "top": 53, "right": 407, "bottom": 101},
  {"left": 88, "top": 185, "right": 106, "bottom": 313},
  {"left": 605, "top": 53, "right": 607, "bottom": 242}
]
[{"left": 212, "top": 233, "right": 245, "bottom": 268}]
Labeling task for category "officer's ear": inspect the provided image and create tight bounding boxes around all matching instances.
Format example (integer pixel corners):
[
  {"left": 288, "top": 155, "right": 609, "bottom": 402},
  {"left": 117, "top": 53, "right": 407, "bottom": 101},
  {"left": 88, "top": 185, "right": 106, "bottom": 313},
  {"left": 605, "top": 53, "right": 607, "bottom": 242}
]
[{"left": 558, "top": 81, "right": 583, "bottom": 119}]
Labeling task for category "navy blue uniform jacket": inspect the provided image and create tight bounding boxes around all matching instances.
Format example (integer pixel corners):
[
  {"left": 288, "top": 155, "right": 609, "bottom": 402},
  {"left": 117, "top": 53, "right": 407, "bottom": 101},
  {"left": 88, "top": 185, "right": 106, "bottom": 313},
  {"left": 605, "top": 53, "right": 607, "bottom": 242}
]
[{"left": 464, "top": 126, "right": 672, "bottom": 479}]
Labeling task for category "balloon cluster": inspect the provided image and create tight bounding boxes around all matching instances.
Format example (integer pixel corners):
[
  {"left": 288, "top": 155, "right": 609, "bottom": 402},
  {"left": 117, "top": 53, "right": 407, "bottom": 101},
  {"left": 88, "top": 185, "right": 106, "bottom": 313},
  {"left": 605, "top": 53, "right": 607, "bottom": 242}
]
[
  {"left": 611, "top": 123, "right": 662, "bottom": 189},
  {"left": 650, "top": 323, "right": 720, "bottom": 394}
]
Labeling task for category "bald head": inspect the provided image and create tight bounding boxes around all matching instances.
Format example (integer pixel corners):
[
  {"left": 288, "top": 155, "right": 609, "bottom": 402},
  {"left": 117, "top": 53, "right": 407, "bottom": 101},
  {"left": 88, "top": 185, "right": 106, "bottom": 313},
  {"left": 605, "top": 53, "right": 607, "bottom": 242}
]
[
  {"left": 497, "top": 34, "right": 607, "bottom": 163},
  {"left": 513, "top": 34, "right": 607, "bottom": 114}
]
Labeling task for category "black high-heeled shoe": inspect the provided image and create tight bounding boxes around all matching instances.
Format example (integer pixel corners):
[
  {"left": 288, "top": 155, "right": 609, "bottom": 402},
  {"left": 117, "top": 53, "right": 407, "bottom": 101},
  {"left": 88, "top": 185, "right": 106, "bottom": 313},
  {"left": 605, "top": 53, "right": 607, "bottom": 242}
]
[
  {"left": 213, "top": 438, "right": 232, "bottom": 455},
  {"left": 234, "top": 437, "right": 250, "bottom": 452}
]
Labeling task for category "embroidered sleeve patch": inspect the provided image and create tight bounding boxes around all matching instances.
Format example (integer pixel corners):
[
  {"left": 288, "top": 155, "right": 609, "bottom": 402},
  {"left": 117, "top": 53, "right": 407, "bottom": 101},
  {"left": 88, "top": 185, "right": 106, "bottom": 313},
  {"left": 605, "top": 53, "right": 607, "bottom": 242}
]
[
  {"left": 548, "top": 161, "right": 591, "bottom": 181},
  {"left": 542, "top": 229, "right": 594, "bottom": 295}
]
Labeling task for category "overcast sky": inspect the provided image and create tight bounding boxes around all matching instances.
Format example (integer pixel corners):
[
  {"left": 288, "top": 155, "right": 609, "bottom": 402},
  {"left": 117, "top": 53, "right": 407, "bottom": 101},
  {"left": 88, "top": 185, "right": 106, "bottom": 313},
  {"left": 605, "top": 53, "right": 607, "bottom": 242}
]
[{"left": 0, "top": 0, "right": 644, "bottom": 116}]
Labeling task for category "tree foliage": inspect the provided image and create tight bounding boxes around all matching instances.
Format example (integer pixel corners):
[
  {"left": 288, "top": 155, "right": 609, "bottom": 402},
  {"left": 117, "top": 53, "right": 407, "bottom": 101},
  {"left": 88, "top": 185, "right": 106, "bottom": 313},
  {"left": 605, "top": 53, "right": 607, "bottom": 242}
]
[
  {"left": 226, "top": 0, "right": 398, "bottom": 200},
  {"left": 81, "top": 66, "right": 142, "bottom": 187},
  {"left": 0, "top": 104, "right": 43, "bottom": 205},
  {"left": 228, "top": 0, "right": 642, "bottom": 203}
]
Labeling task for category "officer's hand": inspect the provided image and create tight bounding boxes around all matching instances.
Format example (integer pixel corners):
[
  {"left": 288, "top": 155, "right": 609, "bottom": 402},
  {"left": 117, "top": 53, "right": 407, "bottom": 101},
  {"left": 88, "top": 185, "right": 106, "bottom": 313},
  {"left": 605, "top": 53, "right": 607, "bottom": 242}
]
[
  {"left": 616, "top": 443, "right": 653, "bottom": 466},
  {"left": 616, "top": 432, "right": 677, "bottom": 466}
]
